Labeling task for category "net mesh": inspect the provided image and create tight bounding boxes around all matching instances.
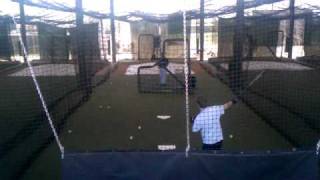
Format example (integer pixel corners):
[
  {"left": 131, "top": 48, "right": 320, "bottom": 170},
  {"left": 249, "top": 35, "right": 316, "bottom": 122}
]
[
  {"left": 137, "top": 64, "right": 196, "bottom": 93},
  {"left": 0, "top": 7, "right": 111, "bottom": 179},
  {"left": 163, "top": 39, "right": 185, "bottom": 60}
]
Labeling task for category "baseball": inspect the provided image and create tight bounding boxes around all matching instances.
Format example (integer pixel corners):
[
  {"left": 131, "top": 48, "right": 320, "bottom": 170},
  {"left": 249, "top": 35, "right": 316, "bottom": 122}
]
[
  {"left": 68, "top": 130, "right": 72, "bottom": 134},
  {"left": 129, "top": 136, "right": 133, "bottom": 140},
  {"left": 138, "top": 126, "right": 142, "bottom": 130},
  {"left": 229, "top": 134, "right": 233, "bottom": 138}
]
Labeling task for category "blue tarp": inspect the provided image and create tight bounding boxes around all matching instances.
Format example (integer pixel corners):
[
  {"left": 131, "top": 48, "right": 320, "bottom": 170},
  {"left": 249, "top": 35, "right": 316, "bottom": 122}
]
[{"left": 62, "top": 150, "right": 318, "bottom": 180}]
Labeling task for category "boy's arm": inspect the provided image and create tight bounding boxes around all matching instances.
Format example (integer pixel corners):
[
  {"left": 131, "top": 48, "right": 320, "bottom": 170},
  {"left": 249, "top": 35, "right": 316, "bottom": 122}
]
[
  {"left": 191, "top": 116, "right": 201, "bottom": 132},
  {"left": 223, "top": 97, "right": 238, "bottom": 110},
  {"left": 223, "top": 101, "right": 233, "bottom": 110}
]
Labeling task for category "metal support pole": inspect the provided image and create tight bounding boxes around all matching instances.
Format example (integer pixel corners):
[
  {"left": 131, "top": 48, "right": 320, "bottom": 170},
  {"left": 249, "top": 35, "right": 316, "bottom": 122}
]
[
  {"left": 231, "top": 0, "right": 244, "bottom": 92},
  {"left": 288, "top": 0, "right": 295, "bottom": 59},
  {"left": 76, "top": 0, "right": 83, "bottom": 25},
  {"left": 100, "top": 19, "right": 107, "bottom": 61},
  {"left": 187, "top": 20, "right": 191, "bottom": 61},
  {"left": 110, "top": 0, "right": 116, "bottom": 63},
  {"left": 76, "top": 0, "right": 91, "bottom": 99},
  {"left": 199, "top": 0, "right": 204, "bottom": 61},
  {"left": 19, "top": 0, "right": 27, "bottom": 63}
]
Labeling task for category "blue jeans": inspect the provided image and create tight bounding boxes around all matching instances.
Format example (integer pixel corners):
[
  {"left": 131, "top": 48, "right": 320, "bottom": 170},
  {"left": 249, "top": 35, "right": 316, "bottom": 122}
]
[
  {"left": 159, "top": 68, "right": 167, "bottom": 85},
  {"left": 202, "top": 141, "right": 223, "bottom": 150}
]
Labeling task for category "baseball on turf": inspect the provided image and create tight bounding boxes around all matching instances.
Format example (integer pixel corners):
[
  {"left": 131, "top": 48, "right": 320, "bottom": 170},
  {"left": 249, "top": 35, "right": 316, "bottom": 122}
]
[
  {"left": 229, "top": 134, "right": 233, "bottom": 138},
  {"left": 129, "top": 136, "right": 133, "bottom": 140},
  {"left": 138, "top": 126, "right": 142, "bottom": 130}
]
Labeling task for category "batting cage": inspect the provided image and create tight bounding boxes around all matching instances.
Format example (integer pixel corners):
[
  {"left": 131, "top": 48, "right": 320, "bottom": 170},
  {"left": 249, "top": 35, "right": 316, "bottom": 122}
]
[{"left": 0, "top": 0, "right": 319, "bottom": 180}]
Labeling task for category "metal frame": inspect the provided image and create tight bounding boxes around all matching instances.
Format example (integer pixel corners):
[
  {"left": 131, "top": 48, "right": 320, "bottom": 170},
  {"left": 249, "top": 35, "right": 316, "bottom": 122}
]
[
  {"left": 137, "top": 34, "right": 156, "bottom": 60},
  {"left": 162, "top": 38, "right": 190, "bottom": 61}
]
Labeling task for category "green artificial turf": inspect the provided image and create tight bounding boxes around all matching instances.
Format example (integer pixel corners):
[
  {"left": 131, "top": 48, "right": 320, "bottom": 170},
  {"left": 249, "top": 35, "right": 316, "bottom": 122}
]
[
  {"left": 0, "top": 62, "right": 20, "bottom": 71},
  {"left": 59, "top": 63, "right": 291, "bottom": 151},
  {"left": 20, "top": 62, "right": 293, "bottom": 180},
  {"left": 0, "top": 76, "right": 78, "bottom": 145},
  {"left": 0, "top": 75, "right": 79, "bottom": 180},
  {"left": 210, "top": 60, "right": 320, "bottom": 146}
]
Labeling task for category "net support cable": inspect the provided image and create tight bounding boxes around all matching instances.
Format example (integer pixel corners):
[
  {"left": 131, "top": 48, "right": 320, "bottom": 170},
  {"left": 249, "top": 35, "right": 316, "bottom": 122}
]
[
  {"left": 10, "top": 15, "right": 65, "bottom": 159},
  {"left": 183, "top": 2, "right": 191, "bottom": 158}
]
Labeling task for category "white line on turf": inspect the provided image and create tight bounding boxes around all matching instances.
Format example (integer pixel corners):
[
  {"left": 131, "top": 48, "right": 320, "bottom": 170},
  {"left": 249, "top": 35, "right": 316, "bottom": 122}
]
[
  {"left": 125, "top": 63, "right": 195, "bottom": 75},
  {"left": 158, "top": 145, "right": 176, "bottom": 151},
  {"left": 156, "top": 115, "right": 171, "bottom": 120}
]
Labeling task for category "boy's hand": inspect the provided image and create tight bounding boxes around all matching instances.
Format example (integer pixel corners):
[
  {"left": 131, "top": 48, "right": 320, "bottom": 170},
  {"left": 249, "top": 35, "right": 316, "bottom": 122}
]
[{"left": 231, "top": 96, "right": 239, "bottom": 104}]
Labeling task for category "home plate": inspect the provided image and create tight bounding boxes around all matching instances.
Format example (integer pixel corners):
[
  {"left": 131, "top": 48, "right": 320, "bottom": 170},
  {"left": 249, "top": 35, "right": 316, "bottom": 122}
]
[
  {"left": 158, "top": 145, "right": 176, "bottom": 151},
  {"left": 157, "top": 115, "right": 171, "bottom": 120}
]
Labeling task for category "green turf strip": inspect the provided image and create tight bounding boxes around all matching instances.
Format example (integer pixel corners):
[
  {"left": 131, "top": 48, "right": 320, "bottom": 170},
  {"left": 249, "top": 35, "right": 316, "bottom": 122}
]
[
  {"left": 21, "top": 62, "right": 292, "bottom": 180},
  {"left": 59, "top": 63, "right": 291, "bottom": 151}
]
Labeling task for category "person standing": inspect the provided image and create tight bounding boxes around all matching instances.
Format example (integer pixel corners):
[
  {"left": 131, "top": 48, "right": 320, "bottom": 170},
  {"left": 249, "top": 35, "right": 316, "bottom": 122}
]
[
  {"left": 156, "top": 57, "right": 169, "bottom": 86},
  {"left": 192, "top": 96, "right": 237, "bottom": 150}
]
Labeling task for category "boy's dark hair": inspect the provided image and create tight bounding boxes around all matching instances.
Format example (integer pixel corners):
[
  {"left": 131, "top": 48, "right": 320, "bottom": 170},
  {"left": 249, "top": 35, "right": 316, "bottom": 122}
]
[{"left": 196, "top": 96, "right": 207, "bottom": 108}]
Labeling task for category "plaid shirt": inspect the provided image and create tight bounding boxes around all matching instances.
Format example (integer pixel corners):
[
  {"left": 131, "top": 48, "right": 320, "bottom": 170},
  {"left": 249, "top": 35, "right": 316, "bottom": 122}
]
[{"left": 192, "top": 105, "right": 225, "bottom": 144}]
